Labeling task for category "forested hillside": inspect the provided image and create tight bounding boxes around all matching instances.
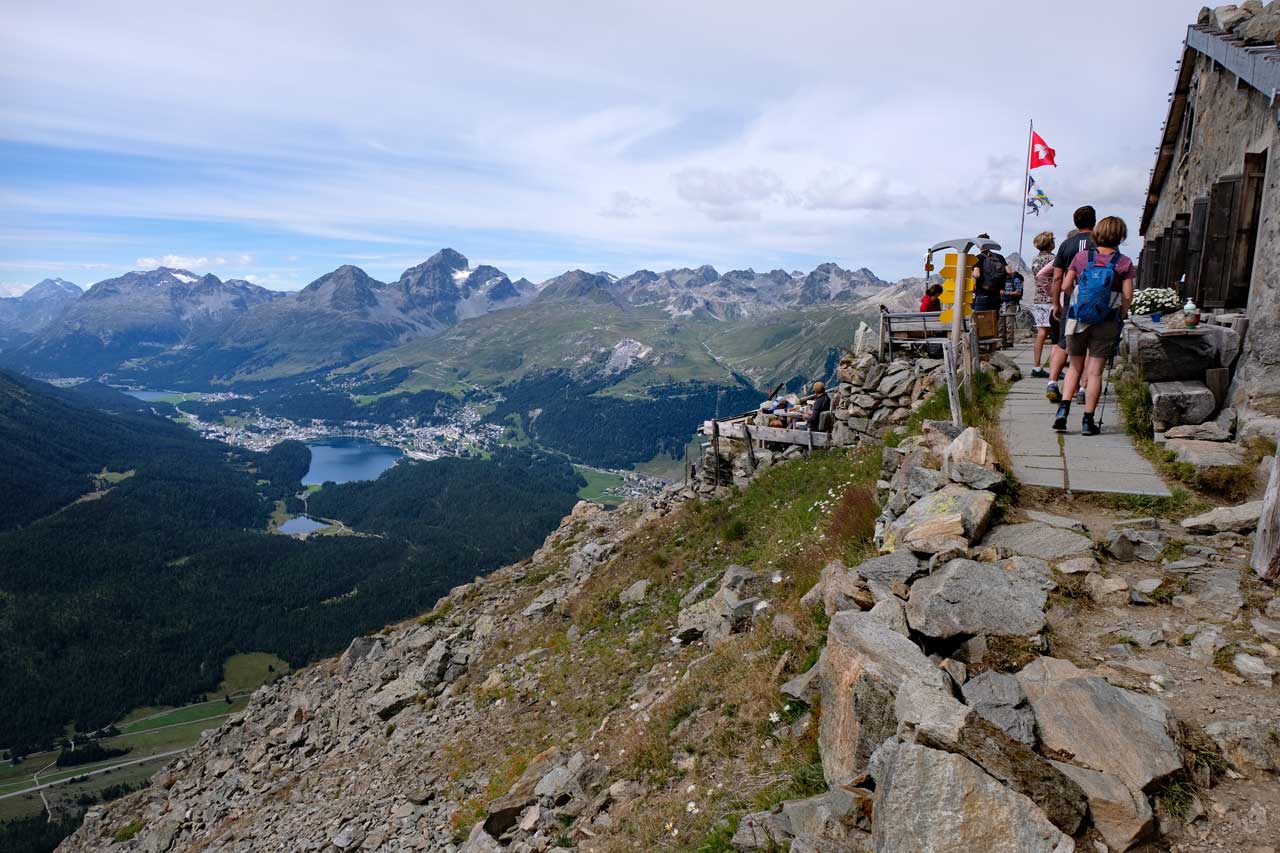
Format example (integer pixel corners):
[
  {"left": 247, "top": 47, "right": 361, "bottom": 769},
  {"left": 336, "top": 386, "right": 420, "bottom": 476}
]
[
  {"left": 308, "top": 448, "right": 583, "bottom": 553},
  {"left": 0, "top": 372, "right": 584, "bottom": 755},
  {"left": 487, "top": 371, "right": 761, "bottom": 467}
]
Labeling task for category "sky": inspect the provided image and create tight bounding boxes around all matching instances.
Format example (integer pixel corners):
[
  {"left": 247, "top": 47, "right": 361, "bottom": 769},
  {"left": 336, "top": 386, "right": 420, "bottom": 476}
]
[{"left": 0, "top": 0, "right": 1207, "bottom": 295}]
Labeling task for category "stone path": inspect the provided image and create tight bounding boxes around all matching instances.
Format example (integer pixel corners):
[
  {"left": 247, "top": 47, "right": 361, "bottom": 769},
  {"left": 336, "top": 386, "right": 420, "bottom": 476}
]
[{"left": 998, "top": 343, "right": 1170, "bottom": 496}]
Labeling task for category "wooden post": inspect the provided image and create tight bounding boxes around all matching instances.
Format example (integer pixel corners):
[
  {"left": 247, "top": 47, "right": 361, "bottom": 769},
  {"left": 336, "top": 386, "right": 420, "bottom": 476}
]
[
  {"left": 711, "top": 419, "right": 721, "bottom": 487},
  {"left": 942, "top": 341, "right": 964, "bottom": 428},
  {"left": 741, "top": 423, "right": 757, "bottom": 469},
  {"left": 1253, "top": 455, "right": 1280, "bottom": 582}
]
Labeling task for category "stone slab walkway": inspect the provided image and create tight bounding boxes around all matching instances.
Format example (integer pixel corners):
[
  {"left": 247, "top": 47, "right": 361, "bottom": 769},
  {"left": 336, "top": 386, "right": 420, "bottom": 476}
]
[{"left": 998, "top": 343, "right": 1170, "bottom": 496}]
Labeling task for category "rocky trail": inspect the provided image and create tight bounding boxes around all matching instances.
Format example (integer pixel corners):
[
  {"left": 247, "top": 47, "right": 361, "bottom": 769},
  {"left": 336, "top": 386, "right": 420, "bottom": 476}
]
[{"left": 57, "top": 359, "right": 1279, "bottom": 852}]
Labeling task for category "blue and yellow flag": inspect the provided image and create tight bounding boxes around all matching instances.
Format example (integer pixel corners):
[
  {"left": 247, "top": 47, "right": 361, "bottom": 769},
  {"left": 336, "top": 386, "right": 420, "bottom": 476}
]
[{"left": 1025, "top": 175, "right": 1053, "bottom": 216}]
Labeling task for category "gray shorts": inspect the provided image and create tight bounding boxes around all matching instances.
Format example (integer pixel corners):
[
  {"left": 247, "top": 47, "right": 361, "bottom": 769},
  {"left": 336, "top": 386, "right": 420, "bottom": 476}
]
[{"left": 1066, "top": 321, "right": 1120, "bottom": 359}]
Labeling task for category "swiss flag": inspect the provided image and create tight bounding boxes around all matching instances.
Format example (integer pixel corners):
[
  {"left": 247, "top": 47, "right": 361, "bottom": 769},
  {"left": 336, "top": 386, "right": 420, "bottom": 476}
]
[{"left": 1030, "top": 131, "right": 1057, "bottom": 168}]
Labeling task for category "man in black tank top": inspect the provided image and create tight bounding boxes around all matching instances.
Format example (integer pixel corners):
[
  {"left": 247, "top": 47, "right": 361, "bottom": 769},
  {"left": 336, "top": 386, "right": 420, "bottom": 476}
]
[{"left": 1046, "top": 206, "right": 1096, "bottom": 403}]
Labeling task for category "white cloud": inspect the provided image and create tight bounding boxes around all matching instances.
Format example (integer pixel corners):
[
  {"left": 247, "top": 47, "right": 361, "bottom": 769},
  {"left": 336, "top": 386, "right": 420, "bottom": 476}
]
[
  {"left": 243, "top": 274, "right": 260, "bottom": 283},
  {"left": 133, "top": 253, "right": 257, "bottom": 271},
  {"left": 0, "top": 280, "right": 28, "bottom": 297},
  {"left": 136, "top": 254, "right": 209, "bottom": 269},
  {"left": 0, "top": 0, "right": 1207, "bottom": 280},
  {"left": 599, "top": 190, "right": 650, "bottom": 220}
]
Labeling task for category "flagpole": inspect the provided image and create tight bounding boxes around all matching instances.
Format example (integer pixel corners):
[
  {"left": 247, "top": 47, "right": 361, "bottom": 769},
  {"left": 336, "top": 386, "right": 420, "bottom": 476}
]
[{"left": 1018, "top": 118, "right": 1033, "bottom": 261}]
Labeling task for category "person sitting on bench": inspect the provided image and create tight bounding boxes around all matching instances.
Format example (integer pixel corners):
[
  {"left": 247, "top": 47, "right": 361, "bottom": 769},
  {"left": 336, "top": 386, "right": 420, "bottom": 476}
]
[{"left": 806, "top": 382, "right": 831, "bottom": 432}]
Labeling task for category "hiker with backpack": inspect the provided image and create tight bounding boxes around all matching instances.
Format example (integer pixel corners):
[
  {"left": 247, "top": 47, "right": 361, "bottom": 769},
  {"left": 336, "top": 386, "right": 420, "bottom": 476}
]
[
  {"left": 970, "top": 233, "right": 1010, "bottom": 313},
  {"left": 1051, "top": 216, "right": 1135, "bottom": 436},
  {"left": 1046, "top": 206, "right": 1097, "bottom": 403}
]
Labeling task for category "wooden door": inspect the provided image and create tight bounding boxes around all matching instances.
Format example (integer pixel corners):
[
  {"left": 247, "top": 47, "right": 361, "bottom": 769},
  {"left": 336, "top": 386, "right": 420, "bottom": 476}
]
[{"left": 1200, "top": 176, "right": 1241, "bottom": 308}]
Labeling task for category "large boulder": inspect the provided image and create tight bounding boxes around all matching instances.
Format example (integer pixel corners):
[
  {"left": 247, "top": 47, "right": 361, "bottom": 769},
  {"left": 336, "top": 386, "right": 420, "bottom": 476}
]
[
  {"left": 1048, "top": 761, "right": 1155, "bottom": 851},
  {"left": 1215, "top": 3, "right": 1256, "bottom": 30},
  {"left": 803, "top": 559, "right": 875, "bottom": 616},
  {"left": 850, "top": 551, "right": 925, "bottom": 601},
  {"left": 882, "top": 484, "right": 995, "bottom": 555},
  {"left": 961, "top": 670, "right": 1036, "bottom": 747},
  {"left": 1238, "top": 8, "right": 1280, "bottom": 41},
  {"left": 675, "top": 566, "right": 760, "bottom": 643},
  {"left": 894, "top": 679, "right": 1087, "bottom": 833},
  {"left": 1204, "top": 719, "right": 1280, "bottom": 773},
  {"left": 1149, "top": 380, "right": 1216, "bottom": 428},
  {"left": 905, "top": 558, "right": 1051, "bottom": 640},
  {"left": 1129, "top": 325, "right": 1238, "bottom": 382},
  {"left": 730, "top": 789, "right": 869, "bottom": 851},
  {"left": 942, "top": 428, "right": 1003, "bottom": 490},
  {"left": 1165, "top": 438, "right": 1248, "bottom": 470},
  {"left": 871, "top": 742, "right": 1076, "bottom": 853},
  {"left": 818, "top": 612, "right": 948, "bottom": 786},
  {"left": 1017, "top": 657, "right": 1181, "bottom": 792},
  {"left": 1181, "top": 500, "right": 1264, "bottom": 533},
  {"left": 981, "top": 522, "right": 1092, "bottom": 561}
]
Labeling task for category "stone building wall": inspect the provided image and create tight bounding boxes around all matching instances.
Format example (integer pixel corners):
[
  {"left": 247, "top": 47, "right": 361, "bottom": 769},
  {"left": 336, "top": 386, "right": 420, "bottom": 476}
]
[{"left": 1148, "top": 50, "right": 1280, "bottom": 433}]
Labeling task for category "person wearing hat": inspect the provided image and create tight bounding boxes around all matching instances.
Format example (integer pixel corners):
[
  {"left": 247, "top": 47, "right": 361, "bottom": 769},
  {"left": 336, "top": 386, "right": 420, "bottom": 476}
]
[{"left": 806, "top": 381, "right": 831, "bottom": 432}]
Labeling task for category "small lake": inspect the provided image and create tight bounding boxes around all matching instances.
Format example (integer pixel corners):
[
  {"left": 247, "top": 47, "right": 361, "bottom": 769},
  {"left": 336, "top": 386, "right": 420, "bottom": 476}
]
[
  {"left": 303, "top": 437, "right": 403, "bottom": 485},
  {"left": 278, "top": 515, "right": 330, "bottom": 535},
  {"left": 124, "top": 390, "right": 178, "bottom": 402}
]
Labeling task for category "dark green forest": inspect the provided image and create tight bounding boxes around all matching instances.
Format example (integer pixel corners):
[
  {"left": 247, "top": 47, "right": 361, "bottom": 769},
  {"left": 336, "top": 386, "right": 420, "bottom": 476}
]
[
  {"left": 176, "top": 385, "right": 458, "bottom": 426},
  {"left": 488, "top": 371, "right": 761, "bottom": 467},
  {"left": 0, "top": 371, "right": 583, "bottom": 754},
  {"left": 309, "top": 447, "right": 584, "bottom": 554}
]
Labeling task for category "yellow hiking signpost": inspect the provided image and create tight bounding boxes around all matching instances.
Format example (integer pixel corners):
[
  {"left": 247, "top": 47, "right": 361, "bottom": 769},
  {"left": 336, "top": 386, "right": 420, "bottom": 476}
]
[
  {"left": 926, "top": 236, "right": 1002, "bottom": 428},
  {"left": 937, "top": 252, "right": 976, "bottom": 324}
]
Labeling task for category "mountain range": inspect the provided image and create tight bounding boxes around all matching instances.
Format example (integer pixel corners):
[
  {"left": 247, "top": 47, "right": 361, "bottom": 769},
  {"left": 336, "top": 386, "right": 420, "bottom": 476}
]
[{"left": 0, "top": 250, "right": 916, "bottom": 388}]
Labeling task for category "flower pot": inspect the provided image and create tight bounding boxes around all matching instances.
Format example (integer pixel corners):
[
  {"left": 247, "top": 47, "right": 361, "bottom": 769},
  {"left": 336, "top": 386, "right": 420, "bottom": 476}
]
[{"left": 1151, "top": 312, "right": 1162, "bottom": 323}]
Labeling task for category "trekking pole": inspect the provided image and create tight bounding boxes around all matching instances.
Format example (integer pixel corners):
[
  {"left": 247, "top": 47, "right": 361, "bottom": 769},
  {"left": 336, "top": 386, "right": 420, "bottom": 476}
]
[{"left": 1095, "top": 319, "right": 1124, "bottom": 430}]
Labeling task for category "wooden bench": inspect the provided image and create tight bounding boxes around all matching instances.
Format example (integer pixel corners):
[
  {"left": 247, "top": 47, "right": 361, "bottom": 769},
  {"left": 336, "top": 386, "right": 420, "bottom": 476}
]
[{"left": 879, "top": 308, "right": 1000, "bottom": 359}]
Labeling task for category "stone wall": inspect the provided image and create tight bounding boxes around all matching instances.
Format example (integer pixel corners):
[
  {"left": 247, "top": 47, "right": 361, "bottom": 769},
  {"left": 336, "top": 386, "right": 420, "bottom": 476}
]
[{"left": 1147, "top": 36, "right": 1280, "bottom": 435}]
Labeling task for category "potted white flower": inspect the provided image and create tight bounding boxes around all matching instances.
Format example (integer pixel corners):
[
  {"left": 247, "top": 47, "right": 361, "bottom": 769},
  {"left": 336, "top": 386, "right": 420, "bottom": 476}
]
[{"left": 1130, "top": 287, "right": 1181, "bottom": 318}]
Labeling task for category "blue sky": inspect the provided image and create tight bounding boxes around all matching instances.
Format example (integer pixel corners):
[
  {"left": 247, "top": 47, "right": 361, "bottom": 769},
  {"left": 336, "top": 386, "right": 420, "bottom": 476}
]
[{"left": 1, "top": 0, "right": 1207, "bottom": 294}]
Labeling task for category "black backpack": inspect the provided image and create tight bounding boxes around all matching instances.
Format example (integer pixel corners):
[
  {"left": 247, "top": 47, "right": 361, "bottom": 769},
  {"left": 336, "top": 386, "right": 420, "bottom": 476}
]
[{"left": 980, "top": 252, "right": 1008, "bottom": 289}]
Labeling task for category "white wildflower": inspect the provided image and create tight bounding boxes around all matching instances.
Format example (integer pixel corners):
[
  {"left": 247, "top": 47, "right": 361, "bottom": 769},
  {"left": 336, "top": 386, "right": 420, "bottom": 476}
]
[{"left": 769, "top": 711, "right": 781, "bottom": 723}]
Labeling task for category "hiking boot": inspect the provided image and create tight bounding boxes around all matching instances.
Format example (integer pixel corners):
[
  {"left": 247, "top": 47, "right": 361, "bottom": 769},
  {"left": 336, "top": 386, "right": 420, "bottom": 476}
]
[
  {"left": 1030, "top": 367, "right": 1049, "bottom": 378},
  {"left": 1074, "top": 388, "right": 1086, "bottom": 404},
  {"left": 1052, "top": 402, "right": 1070, "bottom": 432},
  {"left": 1046, "top": 382, "right": 1061, "bottom": 403},
  {"left": 1081, "top": 413, "right": 1100, "bottom": 436}
]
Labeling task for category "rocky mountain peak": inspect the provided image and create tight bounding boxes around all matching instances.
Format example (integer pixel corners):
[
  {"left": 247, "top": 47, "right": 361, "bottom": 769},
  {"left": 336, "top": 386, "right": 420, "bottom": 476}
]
[
  {"left": 24, "top": 278, "right": 82, "bottom": 300},
  {"left": 538, "top": 269, "right": 617, "bottom": 302},
  {"left": 423, "top": 247, "right": 470, "bottom": 272},
  {"left": 299, "top": 265, "right": 382, "bottom": 313}
]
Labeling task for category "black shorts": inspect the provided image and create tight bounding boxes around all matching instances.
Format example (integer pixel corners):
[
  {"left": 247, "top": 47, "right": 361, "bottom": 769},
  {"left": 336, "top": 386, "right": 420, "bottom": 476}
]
[{"left": 1066, "top": 321, "right": 1121, "bottom": 359}]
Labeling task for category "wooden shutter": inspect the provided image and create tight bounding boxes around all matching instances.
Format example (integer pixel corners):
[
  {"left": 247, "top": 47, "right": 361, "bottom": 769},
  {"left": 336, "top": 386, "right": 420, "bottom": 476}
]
[
  {"left": 1185, "top": 197, "right": 1209, "bottom": 305},
  {"left": 1228, "top": 152, "right": 1267, "bottom": 308},
  {"left": 1148, "top": 236, "right": 1165, "bottom": 292},
  {"left": 1168, "top": 214, "right": 1190, "bottom": 295},
  {"left": 1200, "top": 176, "right": 1241, "bottom": 308}
]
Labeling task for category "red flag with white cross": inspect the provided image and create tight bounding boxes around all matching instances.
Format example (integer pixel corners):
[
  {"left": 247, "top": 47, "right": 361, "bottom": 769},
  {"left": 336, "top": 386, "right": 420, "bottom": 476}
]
[{"left": 1030, "top": 131, "right": 1057, "bottom": 168}]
